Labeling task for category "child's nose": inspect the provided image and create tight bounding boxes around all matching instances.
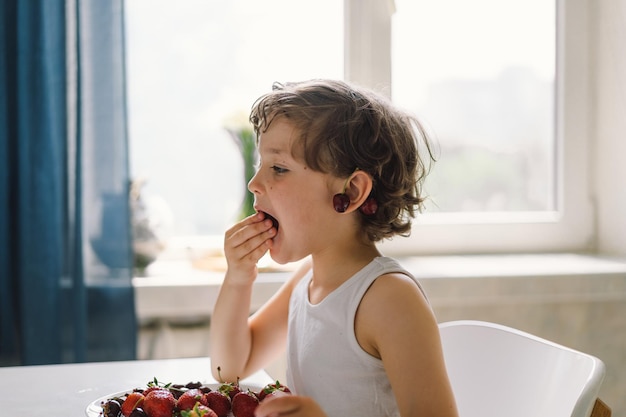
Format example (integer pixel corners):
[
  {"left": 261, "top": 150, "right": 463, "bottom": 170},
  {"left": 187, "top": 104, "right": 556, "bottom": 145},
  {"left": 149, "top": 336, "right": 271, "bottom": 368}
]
[{"left": 248, "top": 170, "right": 261, "bottom": 194}]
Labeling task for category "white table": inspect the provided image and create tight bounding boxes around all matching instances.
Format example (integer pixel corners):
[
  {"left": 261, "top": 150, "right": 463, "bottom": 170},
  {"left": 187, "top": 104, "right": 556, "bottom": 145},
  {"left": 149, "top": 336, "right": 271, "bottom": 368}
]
[{"left": 0, "top": 357, "right": 273, "bottom": 415}]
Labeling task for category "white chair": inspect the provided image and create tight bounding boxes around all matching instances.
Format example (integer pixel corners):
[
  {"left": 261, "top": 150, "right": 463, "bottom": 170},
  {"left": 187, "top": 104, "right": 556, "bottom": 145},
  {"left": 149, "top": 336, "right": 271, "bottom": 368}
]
[{"left": 439, "top": 320, "right": 611, "bottom": 417}]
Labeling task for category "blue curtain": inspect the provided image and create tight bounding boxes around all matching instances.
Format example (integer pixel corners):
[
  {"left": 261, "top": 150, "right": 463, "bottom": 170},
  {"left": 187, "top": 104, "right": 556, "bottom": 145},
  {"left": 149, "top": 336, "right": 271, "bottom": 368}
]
[{"left": 0, "top": 0, "right": 136, "bottom": 365}]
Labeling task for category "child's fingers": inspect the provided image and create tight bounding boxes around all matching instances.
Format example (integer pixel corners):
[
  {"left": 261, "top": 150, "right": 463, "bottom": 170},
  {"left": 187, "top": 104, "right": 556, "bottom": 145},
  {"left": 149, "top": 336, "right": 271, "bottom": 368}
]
[
  {"left": 226, "top": 212, "right": 273, "bottom": 243},
  {"left": 226, "top": 219, "right": 274, "bottom": 252},
  {"left": 225, "top": 211, "right": 265, "bottom": 240},
  {"left": 254, "top": 394, "right": 298, "bottom": 416},
  {"left": 235, "top": 228, "right": 275, "bottom": 262},
  {"left": 224, "top": 212, "right": 275, "bottom": 268},
  {"left": 255, "top": 394, "right": 325, "bottom": 417}
]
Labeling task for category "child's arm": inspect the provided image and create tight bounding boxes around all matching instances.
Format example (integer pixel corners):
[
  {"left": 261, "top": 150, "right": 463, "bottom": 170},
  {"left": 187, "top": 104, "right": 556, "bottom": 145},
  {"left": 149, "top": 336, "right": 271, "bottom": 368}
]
[
  {"left": 209, "top": 212, "right": 275, "bottom": 381},
  {"left": 209, "top": 212, "right": 308, "bottom": 382},
  {"left": 357, "top": 273, "right": 459, "bottom": 417}
]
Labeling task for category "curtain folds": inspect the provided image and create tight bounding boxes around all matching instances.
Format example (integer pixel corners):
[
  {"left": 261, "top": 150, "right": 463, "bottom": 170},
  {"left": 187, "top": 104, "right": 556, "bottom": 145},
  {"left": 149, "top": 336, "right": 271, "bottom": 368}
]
[{"left": 0, "top": 0, "right": 136, "bottom": 366}]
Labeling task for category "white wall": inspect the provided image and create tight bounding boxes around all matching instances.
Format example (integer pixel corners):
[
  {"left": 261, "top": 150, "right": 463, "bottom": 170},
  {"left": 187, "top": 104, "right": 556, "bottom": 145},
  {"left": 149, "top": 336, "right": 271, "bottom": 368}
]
[{"left": 592, "top": 2, "right": 626, "bottom": 256}]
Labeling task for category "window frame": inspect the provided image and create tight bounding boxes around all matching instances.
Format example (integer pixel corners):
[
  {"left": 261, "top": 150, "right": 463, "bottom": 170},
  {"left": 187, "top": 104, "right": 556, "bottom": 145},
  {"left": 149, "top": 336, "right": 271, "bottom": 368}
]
[
  {"left": 139, "top": 0, "right": 595, "bottom": 261},
  {"left": 346, "top": 0, "right": 595, "bottom": 256}
]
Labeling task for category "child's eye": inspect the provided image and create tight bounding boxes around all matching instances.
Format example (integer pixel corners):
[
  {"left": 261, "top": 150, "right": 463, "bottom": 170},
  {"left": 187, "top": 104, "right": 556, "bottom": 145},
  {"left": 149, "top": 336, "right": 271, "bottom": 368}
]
[{"left": 271, "top": 165, "right": 288, "bottom": 174}]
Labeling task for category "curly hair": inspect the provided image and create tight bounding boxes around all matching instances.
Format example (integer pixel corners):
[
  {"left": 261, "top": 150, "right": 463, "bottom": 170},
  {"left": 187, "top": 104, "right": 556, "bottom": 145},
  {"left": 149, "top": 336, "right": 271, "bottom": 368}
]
[{"left": 249, "top": 79, "right": 435, "bottom": 242}]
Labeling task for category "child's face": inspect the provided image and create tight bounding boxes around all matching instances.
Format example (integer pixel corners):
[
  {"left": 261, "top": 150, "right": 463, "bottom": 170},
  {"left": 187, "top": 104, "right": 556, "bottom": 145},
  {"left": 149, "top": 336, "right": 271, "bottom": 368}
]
[{"left": 248, "top": 117, "right": 342, "bottom": 264}]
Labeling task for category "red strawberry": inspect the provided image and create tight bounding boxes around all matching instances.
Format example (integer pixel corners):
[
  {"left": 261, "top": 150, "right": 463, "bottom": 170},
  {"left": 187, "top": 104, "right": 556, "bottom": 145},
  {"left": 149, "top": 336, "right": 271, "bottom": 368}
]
[
  {"left": 177, "top": 388, "right": 208, "bottom": 411},
  {"left": 204, "top": 390, "right": 231, "bottom": 417},
  {"left": 263, "top": 390, "right": 290, "bottom": 402},
  {"left": 214, "top": 367, "right": 241, "bottom": 400},
  {"left": 144, "top": 377, "right": 172, "bottom": 396},
  {"left": 143, "top": 389, "right": 176, "bottom": 417},
  {"left": 217, "top": 380, "right": 241, "bottom": 400},
  {"left": 181, "top": 403, "right": 218, "bottom": 417},
  {"left": 143, "top": 386, "right": 165, "bottom": 396},
  {"left": 257, "top": 381, "right": 291, "bottom": 401},
  {"left": 121, "top": 392, "right": 145, "bottom": 417},
  {"left": 231, "top": 390, "right": 259, "bottom": 417}
]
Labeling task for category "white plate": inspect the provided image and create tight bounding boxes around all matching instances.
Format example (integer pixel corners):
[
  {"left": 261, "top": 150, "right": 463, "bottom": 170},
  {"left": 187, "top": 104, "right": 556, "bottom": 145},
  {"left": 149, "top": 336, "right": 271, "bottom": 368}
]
[
  {"left": 86, "top": 383, "right": 265, "bottom": 417},
  {"left": 86, "top": 389, "right": 131, "bottom": 417}
]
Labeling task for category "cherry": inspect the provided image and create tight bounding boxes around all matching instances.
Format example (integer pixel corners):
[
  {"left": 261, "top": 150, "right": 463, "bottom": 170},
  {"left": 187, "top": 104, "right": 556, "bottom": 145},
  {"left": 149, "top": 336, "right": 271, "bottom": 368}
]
[
  {"left": 103, "top": 399, "right": 121, "bottom": 417},
  {"left": 359, "top": 197, "right": 378, "bottom": 215},
  {"left": 261, "top": 211, "right": 279, "bottom": 230},
  {"left": 333, "top": 193, "right": 350, "bottom": 213},
  {"left": 129, "top": 408, "right": 147, "bottom": 417}
]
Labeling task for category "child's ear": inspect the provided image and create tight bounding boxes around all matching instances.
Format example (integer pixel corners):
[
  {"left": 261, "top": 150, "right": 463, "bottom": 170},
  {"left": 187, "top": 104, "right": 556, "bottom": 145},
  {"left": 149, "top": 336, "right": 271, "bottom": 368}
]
[{"left": 345, "top": 170, "right": 373, "bottom": 211}]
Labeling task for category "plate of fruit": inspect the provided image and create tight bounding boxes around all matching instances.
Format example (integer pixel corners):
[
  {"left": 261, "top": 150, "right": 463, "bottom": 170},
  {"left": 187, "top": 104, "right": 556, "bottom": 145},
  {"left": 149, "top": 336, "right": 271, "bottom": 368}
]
[{"left": 86, "top": 376, "right": 291, "bottom": 417}]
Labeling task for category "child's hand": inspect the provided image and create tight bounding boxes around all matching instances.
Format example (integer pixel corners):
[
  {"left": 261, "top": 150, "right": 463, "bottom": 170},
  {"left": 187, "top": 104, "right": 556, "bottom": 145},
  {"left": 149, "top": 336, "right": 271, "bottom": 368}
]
[
  {"left": 223, "top": 211, "right": 276, "bottom": 282},
  {"left": 254, "top": 392, "right": 327, "bottom": 417}
]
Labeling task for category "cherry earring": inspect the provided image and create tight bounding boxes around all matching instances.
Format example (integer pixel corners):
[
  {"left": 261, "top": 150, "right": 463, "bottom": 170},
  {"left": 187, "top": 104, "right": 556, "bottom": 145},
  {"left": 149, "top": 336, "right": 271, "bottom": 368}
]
[
  {"left": 333, "top": 174, "right": 353, "bottom": 213},
  {"left": 333, "top": 193, "right": 350, "bottom": 213},
  {"left": 332, "top": 169, "right": 378, "bottom": 214},
  {"left": 359, "top": 196, "right": 378, "bottom": 215}
]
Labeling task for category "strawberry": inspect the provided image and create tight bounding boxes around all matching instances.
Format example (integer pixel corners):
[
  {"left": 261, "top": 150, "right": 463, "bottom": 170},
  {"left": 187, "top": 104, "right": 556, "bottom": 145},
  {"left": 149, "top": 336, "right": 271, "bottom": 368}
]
[
  {"left": 145, "top": 377, "right": 172, "bottom": 393},
  {"left": 263, "top": 390, "right": 289, "bottom": 402},
  {"left": 121, "top": 392, "right": 145, "bottom": 417},
  {"left": 218, "top": 380, "right": 241, "bottom": 400},
  {"left": 177, "top": 388, "right": 208, "bottom": 411},
  {"left": 231, "top": 390, "right": 259, "bottom": 417},
  {"left": 214, "top": 367, "right": 241, "bottom": 400},
  {"left": 181, "top": 403, "right": 218, "bottom": 417},
  {"left": 257, "top": 381, "right": 291, "bottom": 401},
  {"left": 204, "top": 390, "right": 231, "bottom": 417},
  {"left": 142, "top": 386, "right": 164, "bottom": 396},
  {"left": 142, "top": 389, "right": 176, "bottom": 417}
]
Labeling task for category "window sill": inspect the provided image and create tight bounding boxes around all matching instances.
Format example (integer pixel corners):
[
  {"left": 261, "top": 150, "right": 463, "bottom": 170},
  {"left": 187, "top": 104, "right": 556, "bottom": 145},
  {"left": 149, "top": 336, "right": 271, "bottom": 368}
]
[
  {"left": 133, "top": 252, "right": 626, "bottom": 324},
  {"left": 404, "top": 253, "right": 626, "bottom": 307}
]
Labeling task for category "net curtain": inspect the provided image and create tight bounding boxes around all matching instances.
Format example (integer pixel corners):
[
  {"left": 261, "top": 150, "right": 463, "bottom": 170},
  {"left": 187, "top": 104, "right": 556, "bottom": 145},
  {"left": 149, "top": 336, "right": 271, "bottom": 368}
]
[{"left": 0, "top": 0, "right": 137, "bottom": 365}]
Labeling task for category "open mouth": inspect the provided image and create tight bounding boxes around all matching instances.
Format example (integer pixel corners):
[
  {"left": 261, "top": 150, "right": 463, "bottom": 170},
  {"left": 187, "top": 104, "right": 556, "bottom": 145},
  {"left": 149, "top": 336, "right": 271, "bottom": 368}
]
[{"left": 261, "top": 211, "right": 279, "bottom": 231}]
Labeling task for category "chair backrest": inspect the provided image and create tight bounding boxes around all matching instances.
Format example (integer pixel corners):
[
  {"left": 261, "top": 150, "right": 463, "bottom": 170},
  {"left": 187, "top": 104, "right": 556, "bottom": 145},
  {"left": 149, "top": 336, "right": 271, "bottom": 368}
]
[{"left": 439, "top": 320, "right": 606, "bottom": 417}]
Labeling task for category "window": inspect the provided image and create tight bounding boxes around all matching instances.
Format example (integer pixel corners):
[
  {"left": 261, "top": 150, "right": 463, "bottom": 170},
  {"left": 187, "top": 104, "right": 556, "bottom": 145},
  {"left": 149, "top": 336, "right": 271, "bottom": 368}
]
[
  {"left": 125, "top": 0, "right": 343, "bottom": 241},
  {"left": 393, "top": 0, "right": 556, "bottom": 214},
  {"left": 367, "top": 0, "right": 594, "bottom": 255},
  {"left": 126, "top": 0, "right": 594, "bottom": 259}
]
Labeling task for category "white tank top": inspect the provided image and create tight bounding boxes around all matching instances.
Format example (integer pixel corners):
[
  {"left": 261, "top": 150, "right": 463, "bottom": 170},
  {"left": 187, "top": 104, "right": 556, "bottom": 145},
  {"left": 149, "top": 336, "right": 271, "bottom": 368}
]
[{"left": 286, "top": 256, "right": 426, "bottom": 417}]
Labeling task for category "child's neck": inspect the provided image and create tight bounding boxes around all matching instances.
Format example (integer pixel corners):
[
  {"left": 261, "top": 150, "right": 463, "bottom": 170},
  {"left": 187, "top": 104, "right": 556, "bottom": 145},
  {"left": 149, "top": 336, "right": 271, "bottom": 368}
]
[{"left": 307, "top": 241, "right": 381, "bottom": 302}]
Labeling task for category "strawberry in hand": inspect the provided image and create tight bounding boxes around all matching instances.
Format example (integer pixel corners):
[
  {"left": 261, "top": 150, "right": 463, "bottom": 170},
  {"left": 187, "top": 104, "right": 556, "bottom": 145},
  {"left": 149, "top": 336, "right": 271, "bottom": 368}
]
[
  {"left": 257, "top": 380, "right": 291, "bottom": 401},
  {"left": 181, "top": 402, "right": 218, "bottom": 417}
]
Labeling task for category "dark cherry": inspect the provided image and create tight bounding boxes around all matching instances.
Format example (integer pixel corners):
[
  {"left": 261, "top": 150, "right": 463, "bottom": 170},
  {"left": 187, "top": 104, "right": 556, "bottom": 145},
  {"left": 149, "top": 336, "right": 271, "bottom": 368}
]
[
  {"left": 333, "top": 193, "right": 350, "bottom": 213},
  {"left": 103, "top": 399, "right": 122, "bottom": 417},
  {"left": 261, "top": 211, "right": 279, "bottom": 230},
  {"left": 129, "top": 408, "right": 147, "bottom": 417},
  {"left": 359, "top": 197, "right": 378, "bottom": 215}
]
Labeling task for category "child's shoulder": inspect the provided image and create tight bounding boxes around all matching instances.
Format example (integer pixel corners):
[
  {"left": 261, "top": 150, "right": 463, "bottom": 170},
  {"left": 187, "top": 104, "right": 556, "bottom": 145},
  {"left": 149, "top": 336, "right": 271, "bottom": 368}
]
[
  {"left": 364, "top": 258, "right": 430, "bottom": 311},
  {"left": 355, "top": 262, "right": 436, "bottom": 357},
  {"left": 372, "top": 270, "right": 425, "bottom": 299}
]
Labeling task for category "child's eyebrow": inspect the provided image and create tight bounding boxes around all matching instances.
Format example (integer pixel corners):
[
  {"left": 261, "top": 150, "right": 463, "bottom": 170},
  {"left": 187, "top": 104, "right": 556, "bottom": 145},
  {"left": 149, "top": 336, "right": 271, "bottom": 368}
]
[{"left": 264, "top": 146, "right": 288, "bottom": 156}]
